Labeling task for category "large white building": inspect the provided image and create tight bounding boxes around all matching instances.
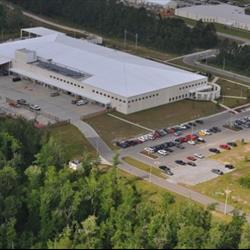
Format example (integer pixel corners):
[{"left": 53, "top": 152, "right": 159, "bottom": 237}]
[
  {"left": 0, "top": 27, "right": 220, "bottom": 114},
  {"left": 175, "top": 4, "right": 250, "bottom": 31}
]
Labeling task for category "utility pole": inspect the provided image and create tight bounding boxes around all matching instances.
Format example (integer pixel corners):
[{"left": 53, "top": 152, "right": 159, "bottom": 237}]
[
  {"left": 224, "top": 188, "right": 232, "bottom": 215},
  {"left": 223, "top": 57, "right": 226, "bottom": 71},
  {"left": 124, "top": 29, "right": 127, "bottom": 48},
  {"left": 135, "top": 33, "right": 138, "bottom": 50}
]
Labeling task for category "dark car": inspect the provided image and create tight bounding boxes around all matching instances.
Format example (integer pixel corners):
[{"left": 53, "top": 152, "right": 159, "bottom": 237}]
[
  {"left": 212, "top": 169, "right": 224, "bottom": 175},
  {"left": 159, "top": 165, "right": 170, "bottom": 171},
  {"left": 176, "top": 144, "right": 185, "bottom": 149},
  {"left": 71, "top": 99, "right": 78, "bottom": 104},
  {"left": 17, "top": 99, "right": 28, "bottom": 105},
  {"left": 12, "top": 77, "right": 21, "bottom": 82},
  {"left": 196, "top": 120, "right": 204, "bottom": 124},
  {"left": 209, "top": 148, "right": 221, "bottom": 154},
  {"left": 187, "top": 162, "right": 197, "bottom": 167},
  {"left": 227, "top": 142, "right": 237, "bottom": 147},
  {"left": 175, "top": 160, "right": 186, "bottom": 166},
  {"left": 50, "top": 92, "right": 60, "bottom": 97},
  {"left": 165, "top": 148, "right": 174, "bottom": 153},
  {"left": 225, "top": 164, "right": 235, "bottom": 170}
]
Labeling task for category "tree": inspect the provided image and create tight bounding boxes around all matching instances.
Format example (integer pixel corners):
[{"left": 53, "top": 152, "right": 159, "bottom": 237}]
[
  {"left": 35, "top": 137, "right": 65, "bottom": 168},
  {"left": 239, "top": 224, "right": 250, "bottom": 249}
]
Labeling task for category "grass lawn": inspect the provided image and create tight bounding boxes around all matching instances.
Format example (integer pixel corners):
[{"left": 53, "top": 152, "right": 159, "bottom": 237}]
[
  {"left": 220, "top": 97, "right": 248, "bottom": 108},
  {"left": 114, "top": 100, "right": 223, "bottom": 130},
  {"left": 217, "top": 79, "right": 249, "bottom": 97},
  {"left": 193, "top": 142, "right": 250, "bottom": 213},
  {"left": 84, "top": 114, "right": 146, "bottom": 149},
  {"left": 122, "top": 156, "right": 166, "bottom": 179},
  {"left": 48, "top": 124, "right": 96, "bottom": 160}
]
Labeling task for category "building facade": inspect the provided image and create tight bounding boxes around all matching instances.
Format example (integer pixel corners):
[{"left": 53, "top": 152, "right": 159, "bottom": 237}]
[{"left": 0, "top": 27, "right": 220, "bottom": 115}]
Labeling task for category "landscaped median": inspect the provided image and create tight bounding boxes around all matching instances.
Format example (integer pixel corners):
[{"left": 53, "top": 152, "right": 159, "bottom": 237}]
[{"left": 122, "top": 156, "right": 167, "bottom": 179}]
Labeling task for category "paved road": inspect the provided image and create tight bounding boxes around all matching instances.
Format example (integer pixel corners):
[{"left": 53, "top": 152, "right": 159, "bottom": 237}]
[
  {"left": 1, "top": 75, "right": 250, "bottom": 220},
  {"left": 183, "top": 49, "right": 250, "bottom": 84},
  {"left": 1, "top": 4, "right": 250, "bottom": 219}
]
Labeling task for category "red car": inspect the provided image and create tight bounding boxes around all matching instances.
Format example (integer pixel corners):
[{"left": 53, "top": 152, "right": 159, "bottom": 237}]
[
  {"left": 187, "top": 156, "right": 197, "bottom": 161},
  {"left": 181, "top": 137, "right": 188, "bottom": 143},
  {"left": 186, "top": 134, "right": 198, "bottom": 141},
  {"left": 220, "top": 144, "right": 231, "bottom": 150}
]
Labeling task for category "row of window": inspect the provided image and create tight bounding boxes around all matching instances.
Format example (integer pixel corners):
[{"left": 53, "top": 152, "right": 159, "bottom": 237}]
[
  {"left": 179, "top": 82, "right": 206, "bottom": 91},
  {"left": 92, "top": 89, "right": 160, "bottom": 104},
  {"left": 92, "top": 89, "right": 126, "bottom": 103},
  {"left": 49, "top": 75, "right": 85, "bottom": 89},
  {"left": 128, "top": 93, "right": 159, "bottom": 103},
  {"left": 169, "top": 93, "right": 191, "bottom": 102}
]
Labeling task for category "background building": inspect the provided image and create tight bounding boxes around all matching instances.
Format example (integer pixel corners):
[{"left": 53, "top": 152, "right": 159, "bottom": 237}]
[
  {"left": 0, "top": 27, "right": 220, "bottom": 114},
  {"left": 175, "top": 4, "right": 250, "bottom": 31}
]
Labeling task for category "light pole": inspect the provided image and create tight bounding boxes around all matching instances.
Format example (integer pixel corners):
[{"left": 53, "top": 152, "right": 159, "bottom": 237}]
[
  {"left": 152, "top": 161, "right": 160, "bottom": 183},
  {"left": 224, "top": 188, "right": 232, "bottom": 215}
]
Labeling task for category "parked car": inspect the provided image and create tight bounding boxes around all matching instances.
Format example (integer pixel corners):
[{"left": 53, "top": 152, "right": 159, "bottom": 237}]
[
  {"left": 196, "top": 120, "right": 204, "bottom": 124},
  {"left": 76, "top": 100, "right": 89, "bottom": 106},
  {"left": 71, "top": 99, "right": 78, "bottom": 104},
  {"left": 188, "top": 140, "right": 196, "bottom": 145},
  {"left": 158, "top": 150, "right": 168, "bottom": 156},
  {"left": 17, "top": 99, "right": 28, "bottom": 105},
  {"left": 194, "top": 153, "right": 204, "bottom": 159},
  {"left": 227, "top": 142, "right": 237, "bottom": 147},
  {"left": 176, "top": 144, "right": 185, "bottom": 149},
  {"left": 187, "top": 156, "right": 197, "bottom": 161},
  {"left": 12, "top": 76, "right": 21, "bottom": 82},
  {"left": 209, "top": 148, "right": 221, "bottom": 154},
  {"left": 212, "top": 169, "right": 224, "bottom": 175},
  {"left": 220, "top": 144, "right": 231, "bottom": 150},
  {"left": 29, "top": 104, "right": 41, "bottom": 111},
  {"left": 225, "top": 164, "right": 235, "bottom": 170},
  {"left": 159, "top": 165, "right": 170, "bottom": 171},
  {"left": 197, "top": 137, "right": 206, "bottom": 143},
  {"left": 175, "top": 160, "right": 186, "bottom": 166},
  {"left": 50, "top": 92, "right": 60, "bottom": 97},
  {"left": 187, "top": 162, "right": 197, "bottom": 167}
]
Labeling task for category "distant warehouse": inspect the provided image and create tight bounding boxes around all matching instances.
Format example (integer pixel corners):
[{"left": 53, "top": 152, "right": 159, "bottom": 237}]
[
  {"left": 0, "top": 27, "right": 220, "bottom": 114},
  {"left": 175, "top": 4, "right": 250, "bottom": 31}
]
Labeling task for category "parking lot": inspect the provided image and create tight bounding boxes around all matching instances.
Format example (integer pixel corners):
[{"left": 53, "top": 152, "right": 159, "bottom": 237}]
[
  {"left": 119, "top": 113, "right": 250, "bottom": 185},
  {"left": 0, "top": 76, "right": 107, "bottom": 122}
]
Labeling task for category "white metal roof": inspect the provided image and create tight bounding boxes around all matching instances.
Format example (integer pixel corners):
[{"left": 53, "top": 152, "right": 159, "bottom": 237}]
[
  {"left": 176, "top": 4, "right": 250, "bottom": 26},
  {"left": 0, "top": 56, "right": 11, "bottom": 65},
  {"left": 0, "top": 29, "right": 206, "bottom": 98},
  {"left": 21, "top": 27, "right": 64, "bottom": 37}
]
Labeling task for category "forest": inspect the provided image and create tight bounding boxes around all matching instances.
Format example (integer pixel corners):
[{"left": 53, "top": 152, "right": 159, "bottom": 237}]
[
  {"left": 0, "top": 4, "right": 27, "bottom": 37},
  {"left": 8, "top": 0, "right": 218, "bottom": 54},
  {"left": 0, "top": 117, "right": 250, "bottom": 249},
  {"left": 214, "top": 39, "right": 250, "bottom": 76}
]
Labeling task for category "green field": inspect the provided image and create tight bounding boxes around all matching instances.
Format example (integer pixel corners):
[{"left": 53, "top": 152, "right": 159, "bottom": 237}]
[
  {"left": 193, "top": 142, "right": 250, "bottom": 213},
  {"left": 217, "top": 79, "right": 249, "bottom": 97},
  {"left": 84, "top": 114, "right": 146, "bottom": 149},
  {"left": 85, "top": 100, "right": 223, "bottom": 147},
  {"left": 220, "top": 97, "right": 248, "bottom": 108},
  {"left": 48, "top": 124, "right": 96, "bottom": 160},
  {"left": 114, "top": 100, "right": 223, "bottom": 130}
]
